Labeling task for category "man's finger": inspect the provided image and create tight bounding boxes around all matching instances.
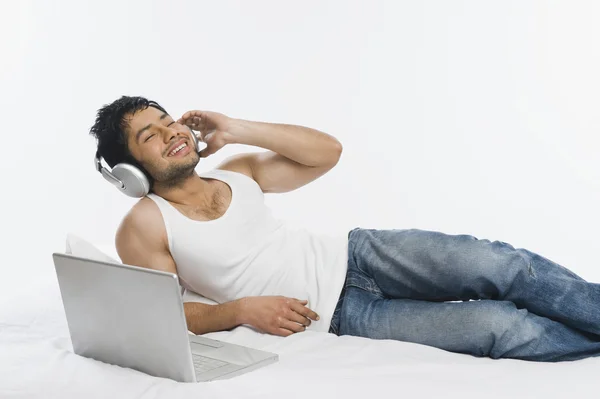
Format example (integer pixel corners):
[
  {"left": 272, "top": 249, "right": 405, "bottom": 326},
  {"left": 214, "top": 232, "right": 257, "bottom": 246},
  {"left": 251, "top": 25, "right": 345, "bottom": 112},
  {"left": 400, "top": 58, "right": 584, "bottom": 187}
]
[
  {"left": 280, "top": 319, "right": 305, "bottom": 333},
  {"left": 287, "top": 309, "right": 311, "bottom": 327},
  {"left": 291, "top": 301, "right": 319, "bottom": 321},
  {"left": 291, "top": 302, "right": 311, "bottom": 318},
  {"left": 277, "top": 328, "right": 294, "bottom": 337},
  {"left": 293, "top": 298, "right": 309, "bottom": 307}
]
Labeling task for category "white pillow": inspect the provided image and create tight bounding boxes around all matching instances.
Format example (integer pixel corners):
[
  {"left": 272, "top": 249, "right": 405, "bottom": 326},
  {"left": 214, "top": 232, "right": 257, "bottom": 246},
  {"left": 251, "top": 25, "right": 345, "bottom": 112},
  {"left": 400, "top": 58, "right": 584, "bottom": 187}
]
[{"left": 65, "top": 233, "right": 120, "bottom": 264}]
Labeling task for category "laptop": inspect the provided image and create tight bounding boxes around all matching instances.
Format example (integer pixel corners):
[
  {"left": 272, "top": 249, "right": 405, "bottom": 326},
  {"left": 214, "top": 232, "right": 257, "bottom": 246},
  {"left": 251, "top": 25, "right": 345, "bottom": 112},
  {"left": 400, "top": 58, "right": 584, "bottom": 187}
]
[{"left": 52, "top": 252, "right": 278, "bottom": 382}]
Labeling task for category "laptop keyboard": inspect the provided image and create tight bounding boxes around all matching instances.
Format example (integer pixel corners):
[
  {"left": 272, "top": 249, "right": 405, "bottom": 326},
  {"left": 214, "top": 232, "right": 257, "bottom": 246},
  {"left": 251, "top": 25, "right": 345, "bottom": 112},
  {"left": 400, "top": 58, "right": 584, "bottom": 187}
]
[{"left": 192, "top": 354, "right": 230, "bottom": 374}]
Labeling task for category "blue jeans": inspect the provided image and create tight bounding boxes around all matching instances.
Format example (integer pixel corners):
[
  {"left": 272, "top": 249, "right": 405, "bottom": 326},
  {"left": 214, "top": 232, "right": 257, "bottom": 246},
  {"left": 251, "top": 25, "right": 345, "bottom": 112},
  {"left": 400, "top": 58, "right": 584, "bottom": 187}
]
[{"left": 329, "top": 228, "right": 600, "bottom": 362}]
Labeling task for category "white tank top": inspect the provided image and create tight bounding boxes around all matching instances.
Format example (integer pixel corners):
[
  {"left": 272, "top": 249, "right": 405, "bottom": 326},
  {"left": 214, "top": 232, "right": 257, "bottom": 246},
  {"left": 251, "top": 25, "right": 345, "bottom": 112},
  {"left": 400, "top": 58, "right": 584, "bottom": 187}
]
[{"left": 146, "top": 168, "right": 349, "bottom": 333}]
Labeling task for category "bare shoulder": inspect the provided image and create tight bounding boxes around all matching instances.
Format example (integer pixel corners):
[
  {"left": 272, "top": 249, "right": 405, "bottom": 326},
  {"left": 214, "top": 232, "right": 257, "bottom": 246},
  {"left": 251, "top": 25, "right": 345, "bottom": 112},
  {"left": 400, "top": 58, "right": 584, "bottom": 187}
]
[
  {"left": 115, "top": 197, "right": 174, "bottom": 272},
  {"left": 117, "top": 197, "right": 165, "bottom": 238},
  {"left": 213, "top": 153, "right": 255, "bottom": 179}
]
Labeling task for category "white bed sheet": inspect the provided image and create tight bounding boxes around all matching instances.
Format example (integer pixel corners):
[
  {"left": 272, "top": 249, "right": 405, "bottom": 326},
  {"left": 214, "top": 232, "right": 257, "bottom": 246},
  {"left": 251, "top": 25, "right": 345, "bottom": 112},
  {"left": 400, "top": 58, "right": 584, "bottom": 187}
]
[{"left": 1, "top": 265, "right": 598, "bottom": 398}]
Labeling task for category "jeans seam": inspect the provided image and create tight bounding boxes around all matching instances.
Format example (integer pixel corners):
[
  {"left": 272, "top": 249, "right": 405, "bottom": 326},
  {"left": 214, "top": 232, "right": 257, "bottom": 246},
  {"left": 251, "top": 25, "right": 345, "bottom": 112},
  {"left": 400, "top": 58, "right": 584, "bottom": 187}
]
[
  {"left": 346, "top": 282, "right": 386, "bottom": 299},
  {"left": 348, "top": 229, "right": 380, "bottom": 285}
]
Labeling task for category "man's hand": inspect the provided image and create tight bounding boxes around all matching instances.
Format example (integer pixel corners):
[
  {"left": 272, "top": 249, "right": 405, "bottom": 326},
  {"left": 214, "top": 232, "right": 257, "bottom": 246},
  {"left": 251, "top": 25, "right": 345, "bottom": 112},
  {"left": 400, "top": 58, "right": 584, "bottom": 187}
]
[
  {"left": 240, "top": 296, "right": 320, "bottom": 337},
  {"left": 177, "top": 110, "right": 234, "bottom": 158}
]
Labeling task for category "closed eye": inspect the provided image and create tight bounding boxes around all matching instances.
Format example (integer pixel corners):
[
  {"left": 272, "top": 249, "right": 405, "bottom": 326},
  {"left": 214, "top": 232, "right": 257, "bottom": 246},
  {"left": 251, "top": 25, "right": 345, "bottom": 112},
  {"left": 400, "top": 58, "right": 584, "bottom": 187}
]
[{"left": 143, "top": 121, "right": 175, "bottom": 142}]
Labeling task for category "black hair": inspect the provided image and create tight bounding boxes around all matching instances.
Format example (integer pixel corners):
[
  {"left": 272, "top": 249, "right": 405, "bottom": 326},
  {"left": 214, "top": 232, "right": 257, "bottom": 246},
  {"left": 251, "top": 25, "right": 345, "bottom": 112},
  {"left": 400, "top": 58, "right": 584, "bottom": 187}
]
[{"left": 89, "top": 95, "right": 168, "bottom": 189}]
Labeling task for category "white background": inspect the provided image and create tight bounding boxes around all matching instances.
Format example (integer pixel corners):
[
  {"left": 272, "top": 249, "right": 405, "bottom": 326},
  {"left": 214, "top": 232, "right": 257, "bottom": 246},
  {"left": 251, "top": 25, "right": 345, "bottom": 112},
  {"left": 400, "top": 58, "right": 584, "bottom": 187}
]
[{"left": 1, "top": 0, "right": 599, "bottom": 304}]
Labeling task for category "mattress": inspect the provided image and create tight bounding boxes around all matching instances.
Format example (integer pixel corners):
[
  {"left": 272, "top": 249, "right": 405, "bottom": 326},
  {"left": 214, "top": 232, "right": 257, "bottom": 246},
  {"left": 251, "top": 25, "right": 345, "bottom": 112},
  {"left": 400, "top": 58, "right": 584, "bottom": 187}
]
[{"left": 1, "top": 252, "right": 598, "bottom": 399}]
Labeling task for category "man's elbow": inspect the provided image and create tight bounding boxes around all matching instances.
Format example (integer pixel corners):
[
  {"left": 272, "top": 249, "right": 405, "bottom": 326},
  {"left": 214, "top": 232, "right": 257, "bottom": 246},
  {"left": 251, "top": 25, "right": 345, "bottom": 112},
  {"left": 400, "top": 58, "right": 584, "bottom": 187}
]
[{"left": 328, "top": 141, "right": 343, "bottom": 165}]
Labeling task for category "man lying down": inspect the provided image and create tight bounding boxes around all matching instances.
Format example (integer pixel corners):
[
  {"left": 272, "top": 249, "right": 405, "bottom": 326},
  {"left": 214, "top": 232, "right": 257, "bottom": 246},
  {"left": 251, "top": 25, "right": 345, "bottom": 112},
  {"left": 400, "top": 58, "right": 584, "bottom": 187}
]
[{"left": 89, "top": 95, "right": 600, "bottom": 362}]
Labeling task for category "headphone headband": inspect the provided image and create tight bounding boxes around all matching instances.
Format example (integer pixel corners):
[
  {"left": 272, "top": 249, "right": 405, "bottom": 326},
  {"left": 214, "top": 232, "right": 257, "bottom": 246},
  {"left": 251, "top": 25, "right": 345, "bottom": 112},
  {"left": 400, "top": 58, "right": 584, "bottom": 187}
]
[{"left": 95, "top": 150, "right": 126, "bottom": 189}]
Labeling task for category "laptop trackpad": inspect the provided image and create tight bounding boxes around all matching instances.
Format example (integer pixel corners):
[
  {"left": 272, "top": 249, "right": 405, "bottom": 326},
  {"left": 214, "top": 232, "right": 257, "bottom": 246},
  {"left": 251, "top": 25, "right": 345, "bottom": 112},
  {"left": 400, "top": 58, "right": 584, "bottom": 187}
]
[{"left": 189, "top": 341, "right": 273, "bottom": 366}]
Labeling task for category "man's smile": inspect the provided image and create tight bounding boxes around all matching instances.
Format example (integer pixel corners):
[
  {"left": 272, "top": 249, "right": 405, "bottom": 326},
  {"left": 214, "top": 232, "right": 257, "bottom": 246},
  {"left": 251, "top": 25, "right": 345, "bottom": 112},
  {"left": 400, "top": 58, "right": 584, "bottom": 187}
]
[{"left": 166, "top": 139, "right": 191, "bottom": 157}]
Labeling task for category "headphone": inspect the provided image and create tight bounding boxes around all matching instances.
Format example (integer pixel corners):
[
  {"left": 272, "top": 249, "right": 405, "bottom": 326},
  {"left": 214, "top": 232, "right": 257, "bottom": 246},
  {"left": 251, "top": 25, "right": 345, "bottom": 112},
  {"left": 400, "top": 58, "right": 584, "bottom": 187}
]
[{"left": 94, "top": 129, "right": 202, "bottom": 198}]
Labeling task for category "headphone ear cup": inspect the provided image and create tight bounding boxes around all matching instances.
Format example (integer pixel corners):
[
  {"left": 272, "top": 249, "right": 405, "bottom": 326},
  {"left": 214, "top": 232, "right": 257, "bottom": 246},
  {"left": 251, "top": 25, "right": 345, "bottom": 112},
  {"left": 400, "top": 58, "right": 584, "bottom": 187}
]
[{"left": 111, "top": 163, "right": 151, "bottom": 198}]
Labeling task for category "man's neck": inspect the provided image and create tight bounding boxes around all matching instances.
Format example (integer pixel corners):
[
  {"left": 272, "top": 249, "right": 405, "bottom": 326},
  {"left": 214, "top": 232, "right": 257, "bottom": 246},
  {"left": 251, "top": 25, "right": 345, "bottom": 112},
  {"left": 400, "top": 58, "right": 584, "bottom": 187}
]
[{"left": 151, "top": 172, "right": 212, "bottom": 206}]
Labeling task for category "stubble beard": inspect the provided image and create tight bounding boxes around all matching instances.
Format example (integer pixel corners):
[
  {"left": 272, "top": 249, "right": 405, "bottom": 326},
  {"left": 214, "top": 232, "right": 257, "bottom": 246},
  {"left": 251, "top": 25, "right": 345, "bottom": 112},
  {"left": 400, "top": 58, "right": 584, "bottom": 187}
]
[{"left": 150, "top": 154, "right": 200, "bottom": 189}]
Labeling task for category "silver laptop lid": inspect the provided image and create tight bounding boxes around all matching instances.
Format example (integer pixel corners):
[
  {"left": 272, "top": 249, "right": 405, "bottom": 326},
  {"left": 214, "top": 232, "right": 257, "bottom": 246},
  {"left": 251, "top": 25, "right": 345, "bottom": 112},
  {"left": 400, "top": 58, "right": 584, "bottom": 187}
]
[{"left": 52, "top": 252, "right": 196, "bottom": 382}]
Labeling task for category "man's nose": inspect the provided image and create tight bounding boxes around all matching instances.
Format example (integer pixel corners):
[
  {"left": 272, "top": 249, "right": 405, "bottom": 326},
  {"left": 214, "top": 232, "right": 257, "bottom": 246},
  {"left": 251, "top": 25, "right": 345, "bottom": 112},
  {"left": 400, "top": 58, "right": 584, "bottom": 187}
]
[{"left": 163, "top": 126, "right": 182, "bottom": 142}]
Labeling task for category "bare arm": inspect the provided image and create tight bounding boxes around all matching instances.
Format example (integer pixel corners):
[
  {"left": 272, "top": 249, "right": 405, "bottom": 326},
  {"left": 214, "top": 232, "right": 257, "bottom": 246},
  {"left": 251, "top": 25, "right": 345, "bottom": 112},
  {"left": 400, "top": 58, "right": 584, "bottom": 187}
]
[
  {"left": 114, "top": 199, "right": 244, "bottom": 335},
  {"left": 183, "top": 301, "right": 243, "bottom": 335},
  {"left": 178, "top": 110, "right": 342, "bottom": 194}
]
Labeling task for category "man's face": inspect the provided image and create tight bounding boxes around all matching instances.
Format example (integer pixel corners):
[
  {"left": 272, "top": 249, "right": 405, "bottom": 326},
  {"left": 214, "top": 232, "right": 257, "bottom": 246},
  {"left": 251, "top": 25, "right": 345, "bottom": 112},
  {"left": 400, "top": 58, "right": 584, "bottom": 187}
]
[{"left": 125, "top": 106, "right": 199, "bottom": 186}]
